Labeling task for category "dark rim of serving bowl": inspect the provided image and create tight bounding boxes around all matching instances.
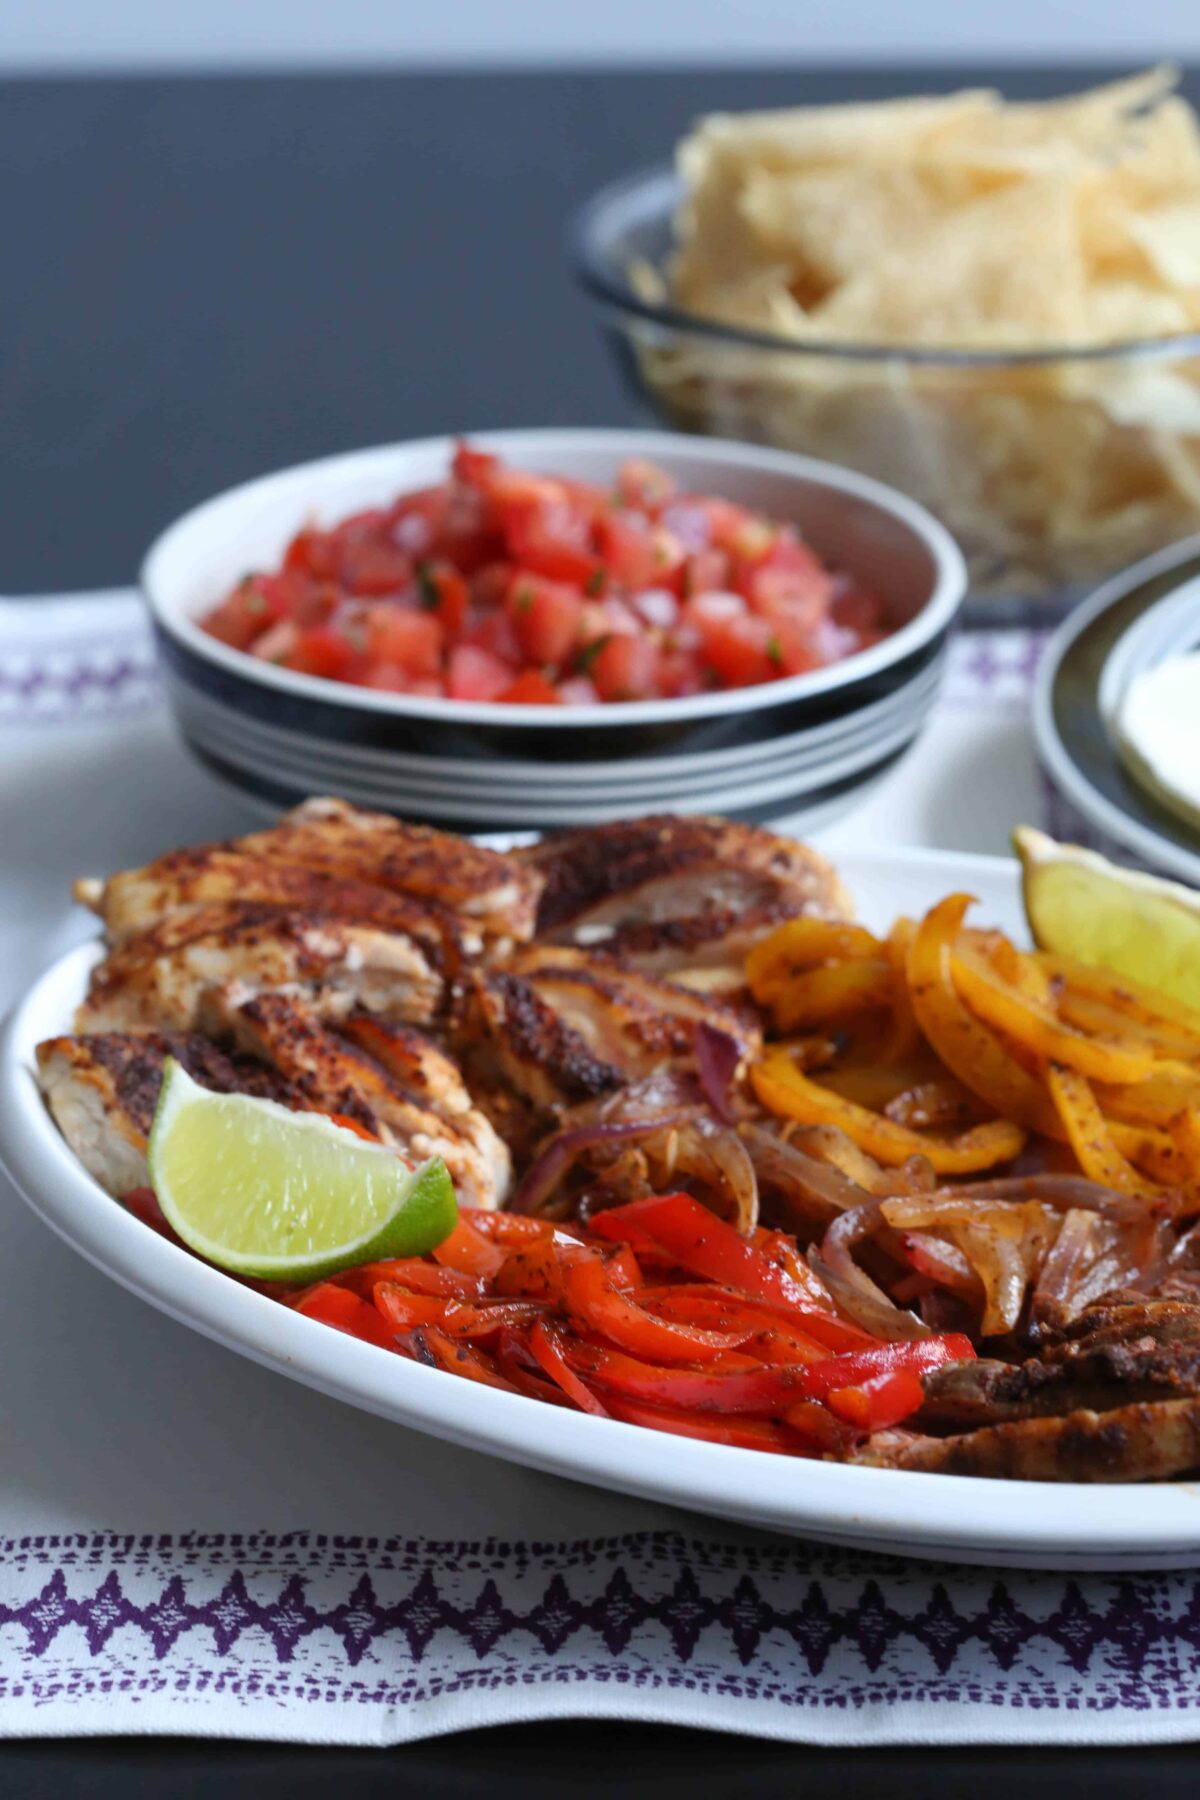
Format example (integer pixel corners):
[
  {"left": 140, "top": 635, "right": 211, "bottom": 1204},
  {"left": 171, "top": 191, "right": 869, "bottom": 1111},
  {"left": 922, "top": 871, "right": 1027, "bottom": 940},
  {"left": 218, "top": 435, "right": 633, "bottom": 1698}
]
[
  {"left": 143, "top": 428, "right": 965, "bottom": 731},
  {"left": 156, "top": 621, "right": 949, "bottom": 762},
  {"left": 568, "top": 162, "right": 1200, "bottom": 370}
]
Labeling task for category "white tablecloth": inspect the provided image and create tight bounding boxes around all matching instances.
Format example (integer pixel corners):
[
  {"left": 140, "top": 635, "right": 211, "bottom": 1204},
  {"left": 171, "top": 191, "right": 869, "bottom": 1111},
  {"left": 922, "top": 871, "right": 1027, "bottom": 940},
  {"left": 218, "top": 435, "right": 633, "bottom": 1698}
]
[{"left": 2, "top": 593, "right": 1183, "bottom": 1748}]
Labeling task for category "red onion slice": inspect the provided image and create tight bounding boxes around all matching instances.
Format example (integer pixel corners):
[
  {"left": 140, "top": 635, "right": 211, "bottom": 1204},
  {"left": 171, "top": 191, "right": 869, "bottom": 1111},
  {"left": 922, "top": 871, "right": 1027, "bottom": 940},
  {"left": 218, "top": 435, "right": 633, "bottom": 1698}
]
[{"left": 693, "top": 1021, "right": 741, "bottom": 1123}]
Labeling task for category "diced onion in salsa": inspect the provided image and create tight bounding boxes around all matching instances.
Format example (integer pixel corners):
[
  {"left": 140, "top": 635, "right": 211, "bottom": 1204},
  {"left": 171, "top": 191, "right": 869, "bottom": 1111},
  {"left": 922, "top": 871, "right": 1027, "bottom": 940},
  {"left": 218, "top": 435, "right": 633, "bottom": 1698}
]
[{"left": 200, "top": 442, "right": 889, "bottom": 704}]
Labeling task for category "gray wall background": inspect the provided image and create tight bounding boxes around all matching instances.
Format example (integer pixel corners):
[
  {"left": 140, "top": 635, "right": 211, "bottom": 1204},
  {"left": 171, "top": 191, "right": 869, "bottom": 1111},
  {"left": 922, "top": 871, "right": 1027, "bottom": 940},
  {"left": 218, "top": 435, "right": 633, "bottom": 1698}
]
[{"left": 0, "top": 0, "right": 1195, "bottom": 70}]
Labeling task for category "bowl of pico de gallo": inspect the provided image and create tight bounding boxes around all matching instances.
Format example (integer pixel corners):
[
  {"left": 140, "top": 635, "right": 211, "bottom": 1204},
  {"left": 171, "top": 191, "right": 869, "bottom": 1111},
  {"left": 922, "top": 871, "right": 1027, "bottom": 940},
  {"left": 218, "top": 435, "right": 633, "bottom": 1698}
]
[{"left": 141, "top": 428, "right": 965, "bottom": 829}]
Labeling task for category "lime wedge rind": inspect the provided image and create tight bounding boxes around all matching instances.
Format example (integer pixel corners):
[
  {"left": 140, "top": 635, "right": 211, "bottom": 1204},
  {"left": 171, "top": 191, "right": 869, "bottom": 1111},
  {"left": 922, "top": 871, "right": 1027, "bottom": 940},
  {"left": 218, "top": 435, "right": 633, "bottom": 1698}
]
[{"left": 147, "top": 1059, "right": 457, "bottom": 1283}]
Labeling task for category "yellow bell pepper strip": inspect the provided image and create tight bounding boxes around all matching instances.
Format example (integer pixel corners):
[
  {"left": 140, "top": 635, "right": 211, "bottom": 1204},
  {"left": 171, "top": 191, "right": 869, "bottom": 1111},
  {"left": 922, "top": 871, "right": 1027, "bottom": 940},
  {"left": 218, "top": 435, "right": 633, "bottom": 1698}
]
[
  {"left": 950, "top": 939, "right": 1156, "bottom": 1086},
  {"left": 746, "top": 917, "right": 882, "bottom": 1007},
  {"left": 1033, "top": 951, "right": 1200, "bottom": 1047},
  {"left": 881, "top": 916, "right": 924, "bottom": 1061},
  {"left": 1110, "top": 1120, "right": 1190, "bottom": 1186},
  {"left": 752, "top": 1046, "right": 1026, "bottom": 1174},
  {"left": 1046, "top": 1062, "right": 1164, "bottom": 1198},
  {"left": 768, "top": 957, "right": 896, "bottom": 1033},
  {"left": 1094, "top": 1066, "right": 1200, "bottom": 1128},
  {"left": 905, "top": 894, "right": 1063, "bottom": 1137}
]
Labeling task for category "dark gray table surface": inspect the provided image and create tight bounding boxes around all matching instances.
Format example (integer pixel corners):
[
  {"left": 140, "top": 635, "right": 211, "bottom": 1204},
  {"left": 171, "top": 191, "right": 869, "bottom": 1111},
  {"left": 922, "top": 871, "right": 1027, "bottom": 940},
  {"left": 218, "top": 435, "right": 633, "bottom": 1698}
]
[{"left": 4, "top": 63, "right": 1199, "bottom": 1791}]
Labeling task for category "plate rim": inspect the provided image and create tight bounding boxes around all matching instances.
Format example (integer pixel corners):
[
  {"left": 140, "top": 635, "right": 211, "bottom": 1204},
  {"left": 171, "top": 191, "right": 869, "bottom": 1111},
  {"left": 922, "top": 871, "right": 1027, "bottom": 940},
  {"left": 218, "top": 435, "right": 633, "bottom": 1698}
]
[{"left": 7, "top": 842, "right": 1200, "bottom": 1568}]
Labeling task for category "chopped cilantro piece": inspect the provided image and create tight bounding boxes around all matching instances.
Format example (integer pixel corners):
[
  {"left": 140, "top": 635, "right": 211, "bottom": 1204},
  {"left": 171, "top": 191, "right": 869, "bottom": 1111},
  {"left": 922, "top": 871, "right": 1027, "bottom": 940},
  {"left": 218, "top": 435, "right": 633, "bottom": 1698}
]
[
  {"left": 575, "top": 634, "right": 611, "bottom": 673},
  {"left": 415, "top": 560, "right": 440, "bottom": 608},
  {"left": 766, "top": 634, "right": 784, "bottom": 667}
]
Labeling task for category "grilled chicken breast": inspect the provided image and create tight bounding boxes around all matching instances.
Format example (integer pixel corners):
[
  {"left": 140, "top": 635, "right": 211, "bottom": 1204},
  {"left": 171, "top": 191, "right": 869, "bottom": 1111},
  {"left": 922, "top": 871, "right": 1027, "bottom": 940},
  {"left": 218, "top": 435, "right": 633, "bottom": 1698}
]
[
  {"left": 521, "top": 815, "right": 851, "bottom": 941},
  {"left": 458, "top": 947, "right": 756, "bottom": 1119},
  {"left": 339, "top": 1011, "right": 511, "bottom": 1207},
  {"left": 237, "top": 798, "right": 541, "bottom": 943},
  {"left": 861, "top": 1398, "right": 1200, "bottom": 1482},
  {"left": 35, "top": 1031, "right": 300, "bottom": 1197},
  {"left": 461, "top": 969, "right": 625, "bottom": 1114},
  {"left": 73, "top": 846, "right": 464, "bottom": 970},
  {"left": 209, "top": 990, "right": 508, "bottom": 1208},
  {"left": 508, "top": 945, "right": 759, "bottom": 1066},
  {"left": 76, "top": 904, "right": 444, "bottom": 1033},
  {"left": 575, "top": 900, "right": 802, "bottom": 992}
]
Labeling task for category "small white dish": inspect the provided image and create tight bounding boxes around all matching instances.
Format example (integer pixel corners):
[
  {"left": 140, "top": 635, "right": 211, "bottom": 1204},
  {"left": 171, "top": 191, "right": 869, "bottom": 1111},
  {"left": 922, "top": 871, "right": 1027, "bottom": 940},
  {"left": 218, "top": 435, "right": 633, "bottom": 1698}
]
[{"left": 141, "top": 428, "right": 965, "bottom": 828}]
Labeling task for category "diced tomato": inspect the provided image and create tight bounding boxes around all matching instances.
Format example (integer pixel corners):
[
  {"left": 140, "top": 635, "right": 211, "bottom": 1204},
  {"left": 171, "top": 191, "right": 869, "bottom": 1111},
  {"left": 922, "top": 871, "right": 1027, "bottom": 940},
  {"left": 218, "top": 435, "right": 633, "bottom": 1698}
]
[
  {"left": 590, "top": 633, "right": 659, "bottom": 702},
  {"left": 416, "top": 560, "right": 470, "bottom": 633},
  {"left": 698, "top": 614, "right": 782, "bottom": 688},
  {"left": 202, "top": 575, "right": 295, "bottom": 650},
  {"left": 452, "top": 440, "right": 500, "bottom": 490},
  {"left": 463, "top": 608, "right": 522, "bottom": 665},
  {"left": 284, "top": 528, "right": 341, "bottom": 582},
  {"left": 502, "top": 498, "right": 602, "bottom": 586},
  {"left": 497, "top": 671, "right": 563, "bottom": 706},
  {"left": 615, "top": 458, "right": 676, "bottom": 511},
  {"left": 340, "top": 536, "right": 413, "bottom": 597},
  {"left": 470, "top": 560, "right": 516, "bottom": 610},
  {"left": 680, "top": 547, "right": 731, "bottom": 598},
  {"left": 595, "top": 513, "right": 661, "bottom": 590},
  {"left": 199, "top": 441, "right": 885, "bottom": 705},
  {"left": 506, "top": 575, "right": 582, "bottom": 667},
  {"left": 366, "top": 608, "right": 443, "bottom": 677},
  {"left": 447, "top": 645, "right": 512, "bottom": 702},
  {"left": 740, "top": 535, "right": 834, "bottom": 625},
  {"left": 281, "top": 625, "right": 357, "bottom": 681}
]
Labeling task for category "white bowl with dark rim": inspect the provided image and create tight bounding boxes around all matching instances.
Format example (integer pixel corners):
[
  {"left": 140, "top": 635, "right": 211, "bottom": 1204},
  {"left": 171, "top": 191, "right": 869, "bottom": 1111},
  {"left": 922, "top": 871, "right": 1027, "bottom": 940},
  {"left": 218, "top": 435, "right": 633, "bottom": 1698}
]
[{"left": 142, "top": 429, "right": 967, "bottom": 829}]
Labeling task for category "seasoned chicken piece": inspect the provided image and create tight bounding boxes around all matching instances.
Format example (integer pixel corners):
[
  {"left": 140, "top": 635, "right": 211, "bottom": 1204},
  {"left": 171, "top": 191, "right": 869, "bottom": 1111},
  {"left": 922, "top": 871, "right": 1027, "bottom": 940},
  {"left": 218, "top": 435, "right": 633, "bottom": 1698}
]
[
  {"left": 76, "top": 904, "right": 444, "bottom": 1034},
  {"left": 236, "top": 798, "right": 541, "bottom": 943},
  {"left": 577, "top": 900, "right": 801, "bottom": 992},
  {"left": 521, "top": 815, "right": 851, "bottom": 940},
  {"left": 211, "top": 991, "right": 506, "bottom": 1208},
  {"left": 35, "top": 1031, "right": 301, "bottom": 1197},
  {"left": 73, "top": 846, "right": 464, "bottom": 970},
  {"left": 459, "top": 970, "right": 625, "bottom": 1115},
  {"left": 339, "top": 1012, "right": 511, "bottom": 1206},
  {"left": 508, "top": 945, "right": 760, "bottom": 1069},
  {"left": 861, "top": 1398, "right": 1200, "bottom": 1482}
]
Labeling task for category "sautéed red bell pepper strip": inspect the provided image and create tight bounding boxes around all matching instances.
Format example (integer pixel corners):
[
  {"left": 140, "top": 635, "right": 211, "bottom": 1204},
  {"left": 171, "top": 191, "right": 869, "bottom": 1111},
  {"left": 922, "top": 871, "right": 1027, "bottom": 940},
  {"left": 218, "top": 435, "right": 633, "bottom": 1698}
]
[{"left": 274, "top": 1197, "right": 974, "bottom": 1457}]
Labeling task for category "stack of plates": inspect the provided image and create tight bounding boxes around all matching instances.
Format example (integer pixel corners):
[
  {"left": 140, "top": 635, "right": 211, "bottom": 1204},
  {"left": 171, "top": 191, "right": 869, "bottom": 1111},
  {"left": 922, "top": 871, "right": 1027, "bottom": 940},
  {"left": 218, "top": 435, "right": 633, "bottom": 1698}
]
[{"left": 143, "top": 429, "right": 966, "bottom": 831}]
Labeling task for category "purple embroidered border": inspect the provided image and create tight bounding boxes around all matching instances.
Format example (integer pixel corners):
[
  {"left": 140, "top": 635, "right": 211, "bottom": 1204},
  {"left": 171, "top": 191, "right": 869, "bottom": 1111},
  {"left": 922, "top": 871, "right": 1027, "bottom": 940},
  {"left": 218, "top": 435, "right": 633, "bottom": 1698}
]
[{"left": 5, "top": 1530, "right": 1200, "bottom": 1721}]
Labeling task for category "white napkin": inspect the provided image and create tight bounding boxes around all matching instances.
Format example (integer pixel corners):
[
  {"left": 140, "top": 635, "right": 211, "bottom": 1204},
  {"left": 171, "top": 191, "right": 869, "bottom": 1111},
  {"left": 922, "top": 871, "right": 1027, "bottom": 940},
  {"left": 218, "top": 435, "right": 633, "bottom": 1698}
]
[{"left": 2, "top": 593, "right": 1178, "bottom": 1749}]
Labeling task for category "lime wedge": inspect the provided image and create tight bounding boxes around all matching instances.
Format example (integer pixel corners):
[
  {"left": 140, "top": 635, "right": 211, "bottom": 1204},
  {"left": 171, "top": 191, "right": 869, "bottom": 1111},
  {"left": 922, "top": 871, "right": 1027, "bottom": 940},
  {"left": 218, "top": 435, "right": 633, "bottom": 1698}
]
[
  {"left": 147, "top": 1058, "right": 457, "bottom": 1281},
  {"left": 1014, "top": 824, "right": 1200, "bottom": 1016}
]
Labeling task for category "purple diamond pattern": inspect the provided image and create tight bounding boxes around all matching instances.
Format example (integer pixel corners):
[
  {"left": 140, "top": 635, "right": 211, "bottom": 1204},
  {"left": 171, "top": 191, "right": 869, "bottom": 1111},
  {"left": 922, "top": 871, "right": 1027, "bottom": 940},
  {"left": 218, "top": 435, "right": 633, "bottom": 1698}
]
[{"left": 6, "top": 1529, "right": 1200, "bottom": 1738}]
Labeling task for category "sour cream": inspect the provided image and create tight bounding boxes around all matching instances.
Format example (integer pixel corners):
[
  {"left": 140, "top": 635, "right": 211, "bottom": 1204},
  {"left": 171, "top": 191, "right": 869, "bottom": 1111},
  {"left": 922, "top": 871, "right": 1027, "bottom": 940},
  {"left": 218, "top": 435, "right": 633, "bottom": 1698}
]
[{"left": 1114, "top": 650, "right": 1200, "bottom": 833}]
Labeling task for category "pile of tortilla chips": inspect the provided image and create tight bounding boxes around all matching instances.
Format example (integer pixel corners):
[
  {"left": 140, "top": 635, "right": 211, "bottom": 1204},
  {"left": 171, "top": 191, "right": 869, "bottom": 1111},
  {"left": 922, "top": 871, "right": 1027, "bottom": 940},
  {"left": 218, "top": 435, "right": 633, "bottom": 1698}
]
[{"left": 633, "top": 70, "right": 1200, "bottom": 596}]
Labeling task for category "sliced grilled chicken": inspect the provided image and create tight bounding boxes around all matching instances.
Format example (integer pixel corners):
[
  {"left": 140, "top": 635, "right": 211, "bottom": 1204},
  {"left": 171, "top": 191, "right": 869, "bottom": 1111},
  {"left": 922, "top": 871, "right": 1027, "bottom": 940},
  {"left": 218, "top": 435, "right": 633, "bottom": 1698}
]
[
  {"left": 210, "top": 991, "right": 506, "bottom": 1208},
  {"left": 521, "top": 815, "right": 851, "bottom": 941},
  {"left": 339, "top": 1012, "right": 511, "bottom": 1207},
  {"left": 507, "top": 945, "right": 760, "bottom": 1068},
  {"left": 73, "top": 846, "right": 464, "bottom": 971},
  {"left": 76, "top": 904, "right": 444, "bottom": 1034},
  {"left": 35, "top": 1031, "right": 301, "bottom": 1197},
  {"left": 577, "top": 900, "right": 802, "bottom": 992},
  {"left": 860, "top": 1398, "right": 1200, "bottom": 1482},
  {"left": 459, "top": 970, "right": 625, "bottom": 1115},
  {"left": 236, "top": 798, "right": 541, "bottom": 943}
]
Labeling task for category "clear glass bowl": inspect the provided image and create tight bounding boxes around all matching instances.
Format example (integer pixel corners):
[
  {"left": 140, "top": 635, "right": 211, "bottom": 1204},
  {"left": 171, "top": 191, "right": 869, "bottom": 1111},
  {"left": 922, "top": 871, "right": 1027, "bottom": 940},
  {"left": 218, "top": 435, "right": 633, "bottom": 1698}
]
[{"left": 570, "top": 165, "right": 1200, "bottom": 612}]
